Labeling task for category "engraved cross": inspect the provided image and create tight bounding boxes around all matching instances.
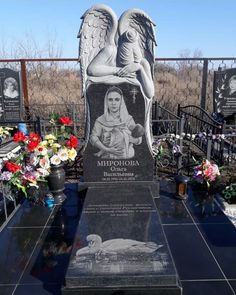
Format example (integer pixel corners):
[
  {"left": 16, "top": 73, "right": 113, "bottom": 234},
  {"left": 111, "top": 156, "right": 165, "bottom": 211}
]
[{"left": 130, "top": 87, "right": 138, "bottom": 104}]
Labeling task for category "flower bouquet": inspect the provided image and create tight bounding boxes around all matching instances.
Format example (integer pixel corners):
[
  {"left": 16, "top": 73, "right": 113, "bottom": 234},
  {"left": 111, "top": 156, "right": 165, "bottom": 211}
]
[
  {"left": 0, "top": 115, "right": 79, "bottom": 204},
  {"left": 192, "top": 159, "right": 221, "bottom": 191}
]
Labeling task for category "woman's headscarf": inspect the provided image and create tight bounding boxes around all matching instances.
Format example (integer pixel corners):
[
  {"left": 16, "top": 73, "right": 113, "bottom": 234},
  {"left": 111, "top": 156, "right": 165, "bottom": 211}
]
[{"left": 104, "top": 86, "right": 130, "bottom": 124}]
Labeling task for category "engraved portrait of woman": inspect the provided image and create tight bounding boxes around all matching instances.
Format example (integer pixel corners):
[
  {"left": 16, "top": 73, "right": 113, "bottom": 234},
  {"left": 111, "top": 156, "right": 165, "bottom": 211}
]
[
  {"left": 3, "top": 77, "right": 19, "bottom": 99},
  {"left": 226, "top": 75, "right": 236, "bottom": 97},
  {"left": 90, "top": 86, "right": 144, "bottom": 159}
]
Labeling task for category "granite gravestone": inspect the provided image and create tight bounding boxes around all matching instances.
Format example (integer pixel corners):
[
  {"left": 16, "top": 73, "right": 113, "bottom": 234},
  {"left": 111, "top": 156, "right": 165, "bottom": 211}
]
[
  {"left": 0, "top": 68, "right": 22, "bottom": 122},
  {"left": 62, "top": 4, "right": 181, "bottom": 294},
  {"left": 84, "top": 83, "right": 153, "bottom": 182},
  {"left": 214, "top": 68, "right": 236, "bottom": 122}
]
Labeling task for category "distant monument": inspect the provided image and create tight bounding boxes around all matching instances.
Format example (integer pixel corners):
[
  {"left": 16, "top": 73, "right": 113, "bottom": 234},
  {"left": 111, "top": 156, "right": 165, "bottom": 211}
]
[
  {"left": 62, "top": 5, "right": 181, "bottom": 295},
  {"left": 0, "top": 68, "right": 22, "bottom": 122},
  {"left": 214, "top": 68, "right": 236, "bottom": 123}
]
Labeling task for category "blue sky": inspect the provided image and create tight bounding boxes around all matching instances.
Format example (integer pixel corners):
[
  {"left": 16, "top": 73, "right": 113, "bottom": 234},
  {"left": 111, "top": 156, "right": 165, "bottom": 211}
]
[{"left": 1, "top": 0, "right": 236, "bottom": 58}]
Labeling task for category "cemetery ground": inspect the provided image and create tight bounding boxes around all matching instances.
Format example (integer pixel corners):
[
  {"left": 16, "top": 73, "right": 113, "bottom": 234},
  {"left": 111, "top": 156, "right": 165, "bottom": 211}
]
[
  {"left": 0, "top": 57, "right": 236, "bottom": 294},
  {"left": 0, "top": 118, "right": 235, "bottom": 295}
]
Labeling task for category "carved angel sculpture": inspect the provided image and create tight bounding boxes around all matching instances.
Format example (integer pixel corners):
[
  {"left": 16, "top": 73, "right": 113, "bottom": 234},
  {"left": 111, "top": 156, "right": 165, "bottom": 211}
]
[{"left": 78, "top": 4, "right": 157, "bottom": 100}]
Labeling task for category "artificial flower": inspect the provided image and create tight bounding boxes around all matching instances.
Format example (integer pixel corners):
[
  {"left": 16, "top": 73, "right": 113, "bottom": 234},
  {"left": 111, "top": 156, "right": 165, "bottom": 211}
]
[
  {"left": 50, "top": 155, "right": 61, "bottom": 166},
  {"left": 192, "top": 159, "right": 220, "bottom": 187},
  {"left": 0, "top": 171, "right": 13, "bottom": 181},
  {"left": 29, "top": 133, "right": 41, "bottom": 143},
  {"left": 27, "top": 140, "right": 39, "bottom": 151},
  {"left": 13, "top": 131, "right": 27, "bottom": 142},
  {"left": 39, "top": 157, "right": 50, "bottom": 170},
  {"left": 52, "top": 143, "right": 61, "bottom": 149},
  {"left": 68, "top": 148, "right": 77, "bottom": 161},
  {"left": 29, "top": 154, "right": 39, "bottom": 166},
  {"left": 36, "top": 146, "right": 48, "bottom": 156},
  {"left": 37, "top": 168, "right": 50, "bottom": 177},
  {"left": 5, "top": 161, "right": 21, "bottom": 172},
  {"left": 66, "top": 135, "right": 78, "bottom": 148},
  {"left": 45, "top": 134, "right": 56, "bottom": 141},
  {"left": 0, "top": 114, "right": 79, "bottom": 201},
  {"left": 58, "top": 149, "right": 69, "bottom": 161},
  {"left": 58, "top": 116, "right": 72, "bottom": 125}
]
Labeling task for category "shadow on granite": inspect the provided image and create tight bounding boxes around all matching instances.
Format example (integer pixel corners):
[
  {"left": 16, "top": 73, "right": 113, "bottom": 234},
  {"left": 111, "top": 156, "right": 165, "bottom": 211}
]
[
  {"left": 18, "top": 183, "right": 84, "bottom": 295},
  {"left": 186, "top": 187, "right": 231, "bottom": 224},
  {"left": 155, "top": 192, "right": 193, "bottom": 225}
]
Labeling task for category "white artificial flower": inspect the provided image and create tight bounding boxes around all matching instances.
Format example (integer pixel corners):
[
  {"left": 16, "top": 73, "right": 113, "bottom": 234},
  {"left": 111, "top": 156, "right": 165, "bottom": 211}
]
[
  {"left": 37, "top": 168, "right": 50, "bottom": 177},
  {"left": 30, "top": 153, "right": 39, "bottom": 166},
  {"left": 58, "top": 149, "right": 69, "bottom": 161},
  {"left": 52, "top": 143, "right": 61, "bottom": 149},
  {"left": 45, "top": 134, "right": 56, "bottom": 141},
  {"left": 39, "top": 140, "right": 48, "bottom": 147},
  {"left": 36, "top": 146, "right": 48, "bottom": 156},
  {"left": 50, "top": 155, "right": 61, "bottom": 166},
  {"left": 39, "top": 156, "right": 50, "bottom": 169}
]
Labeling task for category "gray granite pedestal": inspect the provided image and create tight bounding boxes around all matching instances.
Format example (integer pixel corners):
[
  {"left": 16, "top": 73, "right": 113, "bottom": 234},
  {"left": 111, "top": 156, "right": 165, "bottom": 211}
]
[{"left": 62, "top": 182, "right": 182, "bottom": 295}]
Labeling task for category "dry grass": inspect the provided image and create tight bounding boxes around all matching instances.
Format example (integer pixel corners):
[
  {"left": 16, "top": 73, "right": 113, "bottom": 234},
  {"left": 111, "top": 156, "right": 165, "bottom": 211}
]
[{"left": 10, "top": 58, "right": 233, "bottom": 118}]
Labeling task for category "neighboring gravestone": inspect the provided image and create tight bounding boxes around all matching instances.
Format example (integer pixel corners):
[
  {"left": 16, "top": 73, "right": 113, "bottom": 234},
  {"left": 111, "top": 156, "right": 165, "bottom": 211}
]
[
  {"left": 0, "top": 68, "right": 22, "bottom": 122},
  {"left": 62, "top": 4, "right": 181, "bottom": 294},
  {"left": 214, "top": 68, "right": 236, "bottom": 122}
]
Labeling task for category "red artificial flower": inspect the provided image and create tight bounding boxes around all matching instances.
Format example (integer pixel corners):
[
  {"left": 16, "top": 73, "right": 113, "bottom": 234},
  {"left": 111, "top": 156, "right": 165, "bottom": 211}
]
[
  {"left": 29, "top": 133, "right": 41, "bottom": 142},
  {"left": 5, "top": 161, "right": 21, "bottom": 172},
  {"left": 27, "top": 140, "right": 39, "bottom": 151},
  {"left": 66, "top": 135, "right": 78, "bottom": 148},
  {"left": 58, "top": 116, "right": 72, "bottom": 125},
  {"left": 13, "top": 131, "right": 27, "bottom": 142}
]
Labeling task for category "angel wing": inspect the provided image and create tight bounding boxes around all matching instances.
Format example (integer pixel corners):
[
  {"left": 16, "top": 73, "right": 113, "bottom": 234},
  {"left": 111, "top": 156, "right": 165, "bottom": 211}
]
[
  {"left": 118, "top": 9, "right": 157, "bottom": 77},
  {"left": 78, "top": 4, "right": 118, "bottom": 96}
]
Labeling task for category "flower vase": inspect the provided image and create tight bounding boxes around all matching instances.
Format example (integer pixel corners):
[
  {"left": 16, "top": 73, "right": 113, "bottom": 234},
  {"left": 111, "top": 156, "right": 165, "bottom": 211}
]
[{"left": 47, "top": 163, "right": 66, "bottom": 204}]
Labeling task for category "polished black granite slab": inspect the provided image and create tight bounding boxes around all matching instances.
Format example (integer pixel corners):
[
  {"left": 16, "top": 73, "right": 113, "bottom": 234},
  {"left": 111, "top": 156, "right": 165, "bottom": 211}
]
[
  {"left": 163, "top": 225, "right": 224, "bottom": 280},
  {"left": 84, "top": 83, "right": 153, "bottom": 183},
  {"left": 63, "top": 183, "right": 181, "bottom": 294},
  {"left": 186, "top": 188, "right": 231, "bottom": 224},
  {"left": 0, "top": 181, "right": 235, "bottom": 295},
  {"left": 229, "top": 280, "right": 236, "bottom": 293},
  {"left": 181, "top": 281, "right": 234, "bottom": 295},
  {"left": 199, "top": 223, "right": 236, "bottom": 279}
]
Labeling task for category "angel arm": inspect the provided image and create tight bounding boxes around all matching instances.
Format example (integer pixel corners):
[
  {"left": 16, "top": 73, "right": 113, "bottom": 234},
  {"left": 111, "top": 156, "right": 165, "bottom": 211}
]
[
  {"left": 117, "top": 59, "right": 154, "bottom": 98},
  {"left": 87, "top": 45, "right": 120, "bottom": 77},
  {"left": 117, "top": 9, "right": 157, "bottom": 99},
  {"left": 137, "top": 59, "right": 154, "bottom": 98}
]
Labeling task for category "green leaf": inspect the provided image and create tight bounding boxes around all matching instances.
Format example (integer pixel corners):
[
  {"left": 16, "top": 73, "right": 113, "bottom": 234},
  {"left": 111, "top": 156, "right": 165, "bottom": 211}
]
[
  {"left": 160, "top": 145, "right": 163, "bottom": 155},
  {"left": 15, "top": 183, "right": 27, "bottom": 197},
  {"left": 49, "top": 112, "right": 60, "bottom": 121}
]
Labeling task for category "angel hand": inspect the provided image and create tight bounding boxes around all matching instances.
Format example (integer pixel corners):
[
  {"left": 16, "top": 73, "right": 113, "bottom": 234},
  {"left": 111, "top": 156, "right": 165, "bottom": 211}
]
[{"left": 117, "top": 63, "right": 141, "bottom": 77}]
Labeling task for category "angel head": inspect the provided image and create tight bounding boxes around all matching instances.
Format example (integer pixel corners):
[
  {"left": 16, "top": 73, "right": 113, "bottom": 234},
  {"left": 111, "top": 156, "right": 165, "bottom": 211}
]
[{"left": 124, "top": 29, "right": 138, "bottom": 43}]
